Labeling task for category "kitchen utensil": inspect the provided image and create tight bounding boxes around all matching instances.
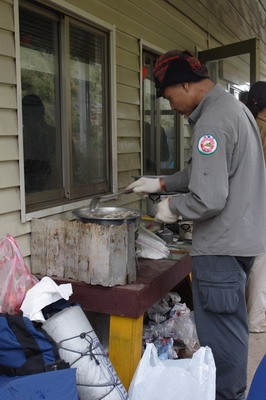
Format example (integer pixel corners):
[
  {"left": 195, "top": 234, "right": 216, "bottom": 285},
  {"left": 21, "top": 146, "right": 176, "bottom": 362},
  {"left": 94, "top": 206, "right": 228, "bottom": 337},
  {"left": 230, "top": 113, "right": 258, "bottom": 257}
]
[
  {"left": 89, "top": 196, "right": 101, "bottom": 212},
  {"left": 73, "top": 206, "right": 144, "bottom": 226},
  {"left": 88, "top": 189, "right": 132, "bottom": 213},
  {"left": 118, "top": 188, "right": 133, "bottom": 195}
]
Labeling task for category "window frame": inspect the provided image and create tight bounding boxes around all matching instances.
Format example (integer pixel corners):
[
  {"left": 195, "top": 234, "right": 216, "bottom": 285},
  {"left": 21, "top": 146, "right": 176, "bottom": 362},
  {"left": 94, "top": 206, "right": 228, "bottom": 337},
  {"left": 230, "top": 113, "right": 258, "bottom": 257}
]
[
  {"left": 15, "top": 0, "right": 117, "bottom": 222},
  {"left": 141, "top": 43, "right": 181, "bottom": 176}
]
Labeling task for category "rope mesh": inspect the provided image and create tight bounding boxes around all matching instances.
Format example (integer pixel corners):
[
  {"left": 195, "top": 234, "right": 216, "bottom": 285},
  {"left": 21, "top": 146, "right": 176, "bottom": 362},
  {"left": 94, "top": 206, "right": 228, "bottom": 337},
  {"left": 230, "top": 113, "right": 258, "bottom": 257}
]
[{"left": 58, "top": 329, "right": 123, "bottom": 400}]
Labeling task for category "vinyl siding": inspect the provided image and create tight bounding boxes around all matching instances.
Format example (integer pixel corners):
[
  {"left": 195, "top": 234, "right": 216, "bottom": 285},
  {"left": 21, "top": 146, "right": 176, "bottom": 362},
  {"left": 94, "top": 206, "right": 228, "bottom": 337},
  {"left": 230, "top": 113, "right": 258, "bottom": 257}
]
[
  {"left": 0, "top": 0, "right": 30, "bottom": 259},
  {"left": 0, "top": 110, "right": 17, "bottom": 136},
  {"left": 0, "top": 0, "right": 266, "bottom": 259},
  {"left": 116, "top": 34, "right": 141, "bottom": 205},
  {"left": 169, "top": 0, "right": 266, "bottom": 75},
  {"left": 0, "top": 1, "right": 14, "bottom": 31},
  {"left": 0, "top": 85, "right": 16, "bottom": 109},
  {"left": 0, "top": 29, "right": 15, "bottom": 57}
]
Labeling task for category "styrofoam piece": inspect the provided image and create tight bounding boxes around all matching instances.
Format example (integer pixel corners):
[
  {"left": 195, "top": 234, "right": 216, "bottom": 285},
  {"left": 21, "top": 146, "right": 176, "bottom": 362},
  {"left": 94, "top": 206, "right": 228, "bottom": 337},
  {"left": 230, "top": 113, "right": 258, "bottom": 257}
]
[{"left": 42, "top": 305, "right": 128, "bottom": 400}]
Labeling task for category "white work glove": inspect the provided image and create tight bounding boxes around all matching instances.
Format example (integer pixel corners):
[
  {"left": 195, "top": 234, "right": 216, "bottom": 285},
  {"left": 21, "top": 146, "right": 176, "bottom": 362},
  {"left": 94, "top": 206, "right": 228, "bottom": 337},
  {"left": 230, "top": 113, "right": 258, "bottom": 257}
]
[
  {"left": 126, "top": 177, "right": 161, "bottom": 194},
  {"left": 155, "top": 198, "right": 179, "bottom": 223}
]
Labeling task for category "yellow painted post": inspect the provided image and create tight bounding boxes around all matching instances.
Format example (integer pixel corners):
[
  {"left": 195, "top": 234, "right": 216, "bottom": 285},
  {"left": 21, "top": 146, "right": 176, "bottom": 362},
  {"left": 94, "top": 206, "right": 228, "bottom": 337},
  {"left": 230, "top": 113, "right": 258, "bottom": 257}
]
[{"left": 109, "top": 314, "right": 143, "bottom": 390}]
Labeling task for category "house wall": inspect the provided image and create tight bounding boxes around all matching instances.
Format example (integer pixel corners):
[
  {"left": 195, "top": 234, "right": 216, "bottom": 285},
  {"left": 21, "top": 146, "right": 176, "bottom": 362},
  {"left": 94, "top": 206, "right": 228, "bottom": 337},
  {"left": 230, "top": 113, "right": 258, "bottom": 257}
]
[
  {"left": 0, "top": 0, "right": 266, "bottom": 261},
  {"left": 0, "top": 0, "right": 31, "bottom": 261}
]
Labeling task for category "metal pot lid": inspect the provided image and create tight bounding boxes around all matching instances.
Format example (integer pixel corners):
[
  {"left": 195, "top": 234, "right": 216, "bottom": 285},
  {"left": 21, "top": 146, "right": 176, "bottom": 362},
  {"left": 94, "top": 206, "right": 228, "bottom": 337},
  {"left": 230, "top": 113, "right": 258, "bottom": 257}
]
[{"left": 73, "top": 206, "right": 145, "bottom": 225}]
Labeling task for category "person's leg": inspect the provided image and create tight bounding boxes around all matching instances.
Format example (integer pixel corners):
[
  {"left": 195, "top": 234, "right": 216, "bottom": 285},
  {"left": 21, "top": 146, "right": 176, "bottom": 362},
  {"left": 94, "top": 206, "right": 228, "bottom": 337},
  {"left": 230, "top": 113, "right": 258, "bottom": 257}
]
[
  {"left": 236, "top": 256, "right": 255, "bottom": 282},
  {"left": 246, "top": 253, "right": 266, "bottom": 332},
  {"left": 192, "top": 255, "right": 249, "bottom": 400}
]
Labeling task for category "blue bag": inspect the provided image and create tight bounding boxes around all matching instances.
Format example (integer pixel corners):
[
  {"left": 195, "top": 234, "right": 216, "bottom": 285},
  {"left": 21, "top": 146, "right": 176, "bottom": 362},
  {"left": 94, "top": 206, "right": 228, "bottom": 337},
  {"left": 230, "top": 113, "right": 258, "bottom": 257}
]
[
  {"left": 0, "top": 313, "right": 69, "bottom": 376},
  {"left": 0, "top": 369, "right": 79, "bottom": 400}
]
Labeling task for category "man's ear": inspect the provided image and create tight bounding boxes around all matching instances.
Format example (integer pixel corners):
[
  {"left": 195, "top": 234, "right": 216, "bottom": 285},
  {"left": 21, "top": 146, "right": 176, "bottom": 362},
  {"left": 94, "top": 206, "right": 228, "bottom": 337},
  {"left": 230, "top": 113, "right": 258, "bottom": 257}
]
[{"left": 183, "top": 82, "right": 189, "bottom": 92}]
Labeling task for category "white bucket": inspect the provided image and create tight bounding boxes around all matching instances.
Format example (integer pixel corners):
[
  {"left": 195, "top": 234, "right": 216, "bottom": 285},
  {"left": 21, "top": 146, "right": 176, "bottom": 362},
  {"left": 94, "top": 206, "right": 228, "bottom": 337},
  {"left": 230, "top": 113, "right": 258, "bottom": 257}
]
[{"left": 42, "top": 305, "right": 128, "bottom": 400}]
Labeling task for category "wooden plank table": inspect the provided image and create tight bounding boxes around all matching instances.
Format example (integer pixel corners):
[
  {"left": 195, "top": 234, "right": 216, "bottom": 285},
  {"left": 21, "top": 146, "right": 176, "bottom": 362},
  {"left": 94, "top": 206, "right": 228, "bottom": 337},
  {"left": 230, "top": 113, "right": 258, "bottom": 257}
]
[{"left": 53, "top": 254, "right": 192, "bottom": 390}]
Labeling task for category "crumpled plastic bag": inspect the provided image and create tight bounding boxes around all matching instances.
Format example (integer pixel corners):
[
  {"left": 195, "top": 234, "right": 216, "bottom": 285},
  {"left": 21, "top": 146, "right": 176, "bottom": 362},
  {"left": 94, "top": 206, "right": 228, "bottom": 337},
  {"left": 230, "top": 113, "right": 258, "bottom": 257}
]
[
  {"left": 0, "top": 234, "right": 38, "bottom": 314},
  {"left": 128, "top": 343, "right": 216, "bottom": 400},
  {"left": 151, "top": 311, "right": 199, "bottom": 351},
  {"left": 20, "top": 276, "right": 73, "bottom": 322}
]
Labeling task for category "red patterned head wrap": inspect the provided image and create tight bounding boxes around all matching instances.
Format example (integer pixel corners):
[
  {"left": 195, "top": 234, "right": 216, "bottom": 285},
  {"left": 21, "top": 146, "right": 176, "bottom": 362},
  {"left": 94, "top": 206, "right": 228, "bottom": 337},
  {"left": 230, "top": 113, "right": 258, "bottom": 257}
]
[{"left": 153, "top": 50, "right": 209, "bottom": 97}]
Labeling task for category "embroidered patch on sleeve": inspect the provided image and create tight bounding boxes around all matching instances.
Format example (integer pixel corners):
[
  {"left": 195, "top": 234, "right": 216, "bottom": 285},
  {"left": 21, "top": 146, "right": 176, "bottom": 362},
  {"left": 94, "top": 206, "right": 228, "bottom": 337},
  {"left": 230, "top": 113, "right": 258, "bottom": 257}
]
[{"left": 198, "top": 134, "right": 218, "bottom": 155}]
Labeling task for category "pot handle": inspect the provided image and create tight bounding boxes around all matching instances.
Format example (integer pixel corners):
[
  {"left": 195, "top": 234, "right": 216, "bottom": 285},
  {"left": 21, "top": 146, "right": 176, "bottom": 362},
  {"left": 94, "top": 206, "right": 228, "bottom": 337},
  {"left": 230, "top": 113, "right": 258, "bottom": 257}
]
[
  {"left": 148, "top": 194, "right": 161, "bottom": 203},
  {"left": 180, "top": 223, "right": 191, "bottom": 232}
]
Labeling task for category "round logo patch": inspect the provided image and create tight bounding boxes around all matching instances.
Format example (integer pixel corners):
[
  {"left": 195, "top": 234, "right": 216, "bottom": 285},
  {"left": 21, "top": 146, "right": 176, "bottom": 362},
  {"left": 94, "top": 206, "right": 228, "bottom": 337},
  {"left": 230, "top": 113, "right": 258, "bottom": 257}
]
[{"left": 198, "top": 135, "right": 218, "bottom": 155}]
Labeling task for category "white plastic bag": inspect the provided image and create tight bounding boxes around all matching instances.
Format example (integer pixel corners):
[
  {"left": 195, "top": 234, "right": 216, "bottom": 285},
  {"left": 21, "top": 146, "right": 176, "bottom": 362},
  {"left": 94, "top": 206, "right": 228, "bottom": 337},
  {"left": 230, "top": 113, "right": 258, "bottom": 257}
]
[
  {"left": 21, "top": 276, "right": 73, "bottom": 322},
  {"left": 128, "top": 343, "right": 216, "bottom": 400}
]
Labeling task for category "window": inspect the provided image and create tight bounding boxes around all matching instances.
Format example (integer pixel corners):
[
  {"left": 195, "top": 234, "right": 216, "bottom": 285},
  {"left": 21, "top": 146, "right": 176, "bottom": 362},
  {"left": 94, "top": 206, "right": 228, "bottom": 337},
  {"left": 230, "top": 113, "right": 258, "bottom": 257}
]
[
  {"left": 19, "top": 1, "right": 111, "bottom": 212},
  {"left": 142, "top": 50, "right": 180, "bottom": 176},
  {"left": 199, "top": 38, "right": 260, "bottom": 100}
]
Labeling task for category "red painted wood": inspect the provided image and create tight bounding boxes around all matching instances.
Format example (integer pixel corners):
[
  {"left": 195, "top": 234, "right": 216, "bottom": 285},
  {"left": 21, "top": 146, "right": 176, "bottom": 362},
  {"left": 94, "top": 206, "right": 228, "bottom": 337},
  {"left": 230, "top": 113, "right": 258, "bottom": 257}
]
[{"left": 52, "top": 255, "right": 192, "bottom": 318}]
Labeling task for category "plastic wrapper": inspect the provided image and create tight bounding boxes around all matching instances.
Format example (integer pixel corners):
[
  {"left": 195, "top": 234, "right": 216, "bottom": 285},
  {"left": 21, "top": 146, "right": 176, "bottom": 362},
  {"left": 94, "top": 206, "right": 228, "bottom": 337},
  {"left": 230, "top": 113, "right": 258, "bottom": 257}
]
[
  {"left": 136, "top": 225, "right": 170, "bottom": 259},
  {"left": 152, "top": 338, "right": 177, "bottom": 360},
  {"left": 147, "top": 297, "right": 172, "bottom": 323},
  {"left": 151, "top": 312, "right": 199, "bottom": 351}
]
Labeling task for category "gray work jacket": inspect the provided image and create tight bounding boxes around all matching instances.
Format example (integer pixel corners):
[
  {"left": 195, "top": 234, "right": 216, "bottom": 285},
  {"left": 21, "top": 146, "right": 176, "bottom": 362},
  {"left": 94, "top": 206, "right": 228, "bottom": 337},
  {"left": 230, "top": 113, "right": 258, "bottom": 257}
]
[{"left": 165, "top": 84, "right": 266, "bottom": 256}]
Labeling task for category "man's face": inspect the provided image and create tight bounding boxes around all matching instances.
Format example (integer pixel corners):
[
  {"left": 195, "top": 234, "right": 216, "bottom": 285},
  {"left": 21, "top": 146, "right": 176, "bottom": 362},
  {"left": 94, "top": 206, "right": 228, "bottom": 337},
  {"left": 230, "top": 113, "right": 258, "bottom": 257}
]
[{"left": 163, "top": 83, "right": 194, "bottom": 117}]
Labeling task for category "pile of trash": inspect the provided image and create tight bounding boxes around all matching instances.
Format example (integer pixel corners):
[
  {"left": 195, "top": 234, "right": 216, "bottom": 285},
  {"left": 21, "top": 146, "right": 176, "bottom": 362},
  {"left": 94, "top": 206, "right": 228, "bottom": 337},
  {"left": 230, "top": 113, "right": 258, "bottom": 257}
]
[
  {"left": 0, "top": 233, "right": 212, "bottom": 400},
  {"left": 128, "top": 292, "right": 215, "bottom": 400},
  {"left": 143, "top": 291, "right": 199, "bottom": 360},
  {"left": 0, "top": 234, "right": 128, "bottom": 400}
]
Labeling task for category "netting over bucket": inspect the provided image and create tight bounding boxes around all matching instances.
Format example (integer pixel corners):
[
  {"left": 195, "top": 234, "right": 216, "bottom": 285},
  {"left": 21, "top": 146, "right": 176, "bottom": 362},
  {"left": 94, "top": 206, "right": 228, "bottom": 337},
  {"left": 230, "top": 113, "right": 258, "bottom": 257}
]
[{"left": 42, "top": 305, "right": 128, "bottom": 400}]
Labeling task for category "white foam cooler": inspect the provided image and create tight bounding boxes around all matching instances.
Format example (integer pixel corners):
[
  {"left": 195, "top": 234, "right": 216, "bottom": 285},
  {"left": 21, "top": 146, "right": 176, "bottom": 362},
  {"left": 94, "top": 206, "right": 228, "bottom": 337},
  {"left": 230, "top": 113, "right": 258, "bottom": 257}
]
[{"left": 42, "top": 305, "right": 128, "bottom": 400}]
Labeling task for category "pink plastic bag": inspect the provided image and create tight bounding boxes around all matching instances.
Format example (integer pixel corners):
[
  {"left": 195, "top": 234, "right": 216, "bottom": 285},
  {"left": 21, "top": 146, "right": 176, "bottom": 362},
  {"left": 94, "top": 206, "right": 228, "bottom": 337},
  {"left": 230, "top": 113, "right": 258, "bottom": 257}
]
[{"left": 0, "top": 234, "right": 38, "bottom": 314}]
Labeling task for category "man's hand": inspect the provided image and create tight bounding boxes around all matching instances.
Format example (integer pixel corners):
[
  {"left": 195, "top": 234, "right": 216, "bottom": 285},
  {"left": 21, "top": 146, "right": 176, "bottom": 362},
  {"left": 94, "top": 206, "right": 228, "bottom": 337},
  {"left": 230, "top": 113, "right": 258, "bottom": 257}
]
[
  {"left": 126, "top": 177, "right": 161, "bottom": 194},
  {"left": 155, "top": 198, "right": 179, "bottom": 223}
]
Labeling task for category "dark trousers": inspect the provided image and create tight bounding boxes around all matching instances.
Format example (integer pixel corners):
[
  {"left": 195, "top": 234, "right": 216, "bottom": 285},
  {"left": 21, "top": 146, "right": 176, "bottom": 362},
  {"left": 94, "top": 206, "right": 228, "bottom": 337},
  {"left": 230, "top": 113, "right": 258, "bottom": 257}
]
[{"left": 192, "top": 255, "right": 254, "bottom": 400}]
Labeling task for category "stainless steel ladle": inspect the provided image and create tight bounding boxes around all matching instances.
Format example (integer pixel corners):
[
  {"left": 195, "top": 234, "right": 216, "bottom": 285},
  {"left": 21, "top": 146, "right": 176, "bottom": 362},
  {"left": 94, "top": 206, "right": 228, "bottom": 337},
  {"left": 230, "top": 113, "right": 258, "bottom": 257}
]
[
  {"left": 89, "top": 189, "right": 133, "bottom": 212},
  {"left": 89, "top": 196, "right": 101, "bottom": 212}
]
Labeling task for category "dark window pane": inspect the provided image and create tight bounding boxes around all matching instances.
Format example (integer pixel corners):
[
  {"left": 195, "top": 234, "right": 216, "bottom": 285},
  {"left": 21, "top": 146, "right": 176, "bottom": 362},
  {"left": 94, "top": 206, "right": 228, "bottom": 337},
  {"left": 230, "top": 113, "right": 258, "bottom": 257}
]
[
  {"left": 160, "top": 98, "right": 177, "bottom": 170},
  {"left": 20, "top": 7, "right": 62, "bottom": 196},
  {"left": 20, "top": 3, "right": 111, "bottom": 210}
]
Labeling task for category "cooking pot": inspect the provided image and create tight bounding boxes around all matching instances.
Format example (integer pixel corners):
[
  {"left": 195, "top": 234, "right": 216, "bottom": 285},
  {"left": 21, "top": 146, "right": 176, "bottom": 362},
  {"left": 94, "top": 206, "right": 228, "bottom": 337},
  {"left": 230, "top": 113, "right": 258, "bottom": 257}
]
[
  {"left": 178, "top": 221, "right": 193, "bottom": 241},
  {"left": 73, "top": 206, "right": 144, "bottom": 226}
]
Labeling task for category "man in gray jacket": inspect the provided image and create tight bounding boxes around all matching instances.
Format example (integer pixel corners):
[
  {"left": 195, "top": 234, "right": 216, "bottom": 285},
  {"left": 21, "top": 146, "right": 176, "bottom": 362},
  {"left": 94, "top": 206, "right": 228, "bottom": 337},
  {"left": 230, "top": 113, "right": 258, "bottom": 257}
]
[{"left": 127, "top": 50, "right": 266, "bottom": 400}]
